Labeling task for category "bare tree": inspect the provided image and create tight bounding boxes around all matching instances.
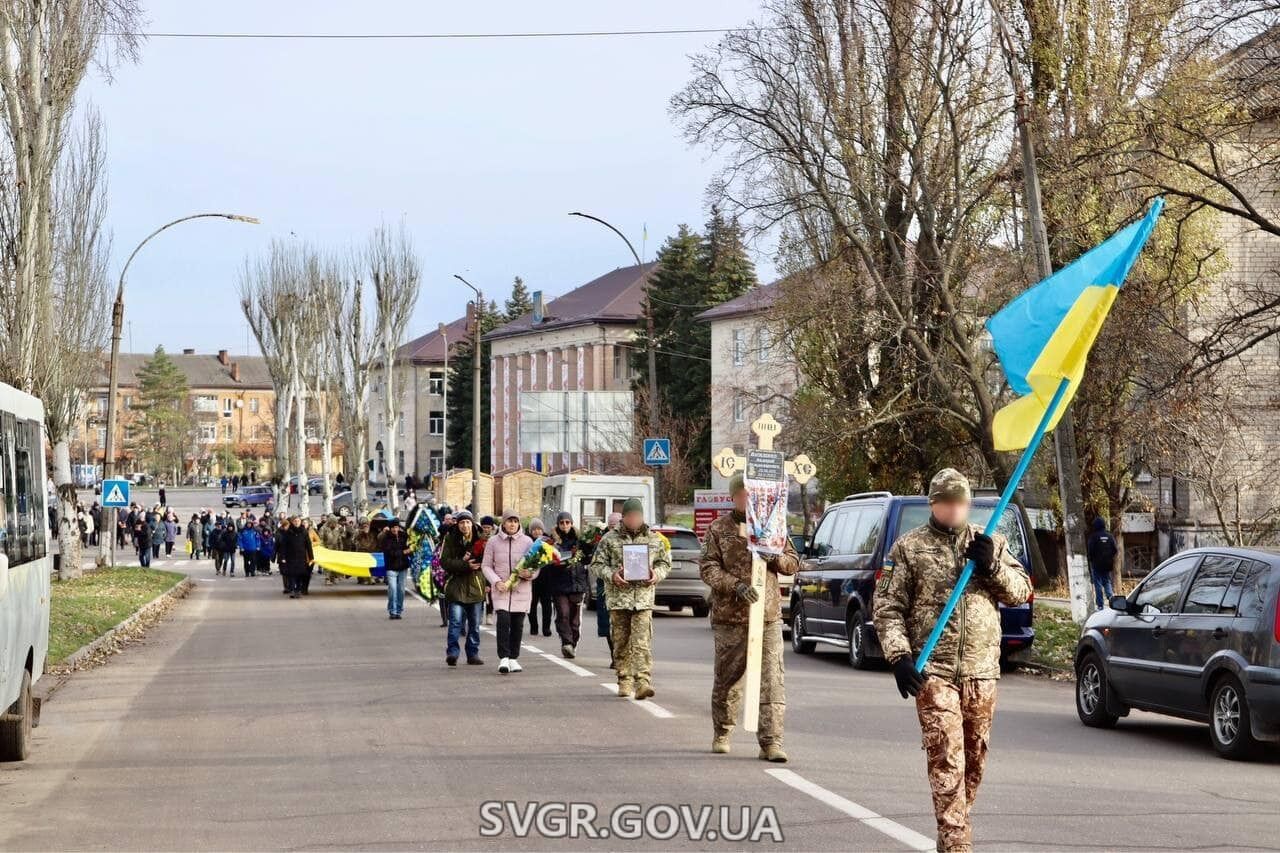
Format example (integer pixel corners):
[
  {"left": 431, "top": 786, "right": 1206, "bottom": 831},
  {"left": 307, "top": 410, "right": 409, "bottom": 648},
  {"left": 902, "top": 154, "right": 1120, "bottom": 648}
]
[
  {"left": 39, "top": 112, "right": 111, "bottom": 578},
  {"left": 368, "top": 224, "right": 422, "bottom": 511},
  {"left": 332, "top": 255, "right": 376, "bottom": 509}
]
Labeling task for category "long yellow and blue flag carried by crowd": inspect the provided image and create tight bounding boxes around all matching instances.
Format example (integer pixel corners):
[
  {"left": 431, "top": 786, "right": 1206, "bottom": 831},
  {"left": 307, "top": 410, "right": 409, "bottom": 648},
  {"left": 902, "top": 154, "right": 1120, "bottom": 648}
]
[{"left": 916, "top": 199, "right": 1164, "bottom": 670}]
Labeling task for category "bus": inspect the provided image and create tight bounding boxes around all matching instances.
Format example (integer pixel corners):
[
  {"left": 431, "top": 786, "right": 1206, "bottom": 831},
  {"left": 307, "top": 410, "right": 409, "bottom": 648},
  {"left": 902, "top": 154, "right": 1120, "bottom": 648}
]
[{"left": 0, "top": 381, "right": 50, "bottom": 761}]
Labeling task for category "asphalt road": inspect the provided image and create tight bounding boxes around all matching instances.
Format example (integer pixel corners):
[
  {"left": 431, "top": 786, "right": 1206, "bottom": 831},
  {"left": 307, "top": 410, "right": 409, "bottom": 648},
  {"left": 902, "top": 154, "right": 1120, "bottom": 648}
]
[{"left": 4, "top": 554, "right": 1279, "bottom": 851}]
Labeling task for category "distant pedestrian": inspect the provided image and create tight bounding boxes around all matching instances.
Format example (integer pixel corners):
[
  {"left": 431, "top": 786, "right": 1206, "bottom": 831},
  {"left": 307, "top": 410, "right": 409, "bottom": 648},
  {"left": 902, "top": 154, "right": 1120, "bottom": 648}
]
[
  {"left": 278, "top": 515, "right": 314, "bottom": 598},
  {"left": 257, "top": 521, "right": 275, "bottom": 575},
  {"left": 187, "top": 514, "right": 202, "bottom": 559},
  {"left": 548, "top": 512, "right": 590, "bottom": 659},
  {"left": 380, "top": 518, "right": 411, "bottom": 619},
  {"left": 164, "top": 514, "right": 178, "bottom": 556},
  {"left": 527, "top": 518, "right": 554, "bottom": 638},
  {"left": 158, "top": 485, "right": 167, "bottom": 507},
  {"left": 134, "top": 515, "right": 151, "bottom": 567},
  {"left": 482, "top": 509, "right": 536, "bottom": 674},
  {"left": 220, "top": 523, "right": 238, "bottom": 576},
  {"left": 149, "top": 511, "right": 165, "bottom": 560},
  {"left": 238, "top": 522, "right": 260, "bottom": 577},
  {"left": 90, "top": 503, "right": 101, "bottom": 546},
  {"left": 1087, "top": 517, "right": 1119, "bottom": 609},
  {"left": 220, "top": 476, "right": 228, "bottom": 495}
]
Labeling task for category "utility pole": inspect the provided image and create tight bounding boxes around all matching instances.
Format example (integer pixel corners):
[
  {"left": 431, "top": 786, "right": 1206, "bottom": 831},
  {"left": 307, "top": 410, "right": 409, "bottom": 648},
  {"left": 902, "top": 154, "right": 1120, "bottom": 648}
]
[
  {"left": 99, "top": 212, "right": 259, "bottom": 568},
  {"left": 991, "top": 6, "right": 1091, "bottom": 621},
  {"left": 569, "top": 211, "right": 664, "bottom": 523},
  {"left": 454, "top": 275, "right": 484, "bottom": 515}
]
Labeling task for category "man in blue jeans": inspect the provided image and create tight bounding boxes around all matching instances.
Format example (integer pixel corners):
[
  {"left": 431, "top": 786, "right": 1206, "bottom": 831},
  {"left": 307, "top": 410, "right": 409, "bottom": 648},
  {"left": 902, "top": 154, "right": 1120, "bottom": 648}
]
[
  {"left": 380, "top": 517, "right": 410, "bottom": 619},
  {"left": 1086, "top": 517, "right": 1119, "bottom": 608},
  {"left": 440, "top": 510, "right": 486, "bottom": 666}
]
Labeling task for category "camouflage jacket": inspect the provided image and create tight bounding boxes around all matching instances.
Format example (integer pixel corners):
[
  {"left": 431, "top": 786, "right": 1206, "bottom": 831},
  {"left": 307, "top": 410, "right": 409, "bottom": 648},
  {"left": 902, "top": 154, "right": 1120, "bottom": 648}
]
[
  {"left": 872, "top": 519, "right": 1031, "bottom": 681},
  {"left": 589, "top": 524, "right": 672, "bottom": 611},
  {"left": 319, "top": 522, "right": 346, "bottom": 550},
  {"left": 699, "top": 512, "right": 799, "bottom": 625}
]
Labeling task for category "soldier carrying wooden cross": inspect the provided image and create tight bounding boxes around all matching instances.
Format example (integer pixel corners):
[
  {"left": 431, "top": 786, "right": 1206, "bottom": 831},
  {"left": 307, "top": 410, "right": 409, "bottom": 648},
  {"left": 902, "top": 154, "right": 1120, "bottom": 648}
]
[{"left": 699, "top": 414, "right": 817, "bottom": 762}]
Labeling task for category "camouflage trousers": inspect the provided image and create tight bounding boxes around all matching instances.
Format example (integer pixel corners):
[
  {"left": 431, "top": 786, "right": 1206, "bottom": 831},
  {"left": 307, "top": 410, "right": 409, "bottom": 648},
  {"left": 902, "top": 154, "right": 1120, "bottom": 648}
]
[
  {"left": 915, "top": 677, "right": 998, "bottom": 853},
  {"left": 610, "top": 609, "right": 653, "bottom": 689},
  {"left": 711, "top": 620, "right": 785, "bottom": 746}
]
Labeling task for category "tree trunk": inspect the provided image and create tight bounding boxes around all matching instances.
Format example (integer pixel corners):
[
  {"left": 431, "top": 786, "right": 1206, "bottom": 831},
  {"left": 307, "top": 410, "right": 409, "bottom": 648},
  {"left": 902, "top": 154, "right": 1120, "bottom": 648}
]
[
  {"left": 319, "top": 393, "right": 333, "bottom": 515},
  {"left": 51, "top": 438, "right": 82, "bottom": 580},
  {"left": 293, "top": 387, "right": 306, "bottom": 515},
  {"left": 383, "top": 362, "right": 398, "bottom": 512}
]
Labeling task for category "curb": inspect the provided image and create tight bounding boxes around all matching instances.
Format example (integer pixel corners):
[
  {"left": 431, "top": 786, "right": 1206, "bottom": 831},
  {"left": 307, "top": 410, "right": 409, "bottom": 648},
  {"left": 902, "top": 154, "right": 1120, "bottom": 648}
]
[
  {"left": 1012, "top": 659, "right": 1074, "bottom": 679},
  {"left": 33, "top": 575, "right": 195, "bottom": 712}
]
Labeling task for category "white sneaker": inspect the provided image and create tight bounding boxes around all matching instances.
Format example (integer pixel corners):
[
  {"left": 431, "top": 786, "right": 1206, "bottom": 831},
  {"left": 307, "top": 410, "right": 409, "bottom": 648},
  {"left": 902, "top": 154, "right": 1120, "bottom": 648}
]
[
  {"left": 498, "top": 657, "right": 510, "bottom": 674},
  {"left": 508, "top": 659, "right": 523, "bottom": 673}
]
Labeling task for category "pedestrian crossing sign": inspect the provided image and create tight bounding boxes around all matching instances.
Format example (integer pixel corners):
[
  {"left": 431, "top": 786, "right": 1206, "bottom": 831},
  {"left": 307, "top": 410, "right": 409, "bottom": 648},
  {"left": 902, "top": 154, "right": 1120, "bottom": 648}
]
[
  {"left": 642, "top": 437, "right": 671, "bottom": 466},
  {"left": 102, "top": 478, "right": 130, "bottom": 508}
]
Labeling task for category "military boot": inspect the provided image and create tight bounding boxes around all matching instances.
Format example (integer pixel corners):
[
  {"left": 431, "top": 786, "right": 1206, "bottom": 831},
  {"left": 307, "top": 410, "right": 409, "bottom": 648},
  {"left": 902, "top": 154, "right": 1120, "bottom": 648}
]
[
  {"left": 758, "top": 743, "right": 788, "bottom": 763},
  {"left": 616, "top": 680, "right": 634, "bottom": 698},
  {"left": 633, "top": 683, "right": 655, "bottom": 701},
  {"left": 712, "top": 732, "right": 731, "bottom": 754}
]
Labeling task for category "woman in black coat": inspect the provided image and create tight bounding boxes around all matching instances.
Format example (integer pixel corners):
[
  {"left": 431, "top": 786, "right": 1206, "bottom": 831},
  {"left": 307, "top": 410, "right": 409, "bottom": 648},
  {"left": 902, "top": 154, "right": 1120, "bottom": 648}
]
[{"left": 278, "top": 517, "right": 315, "bottom": 599}]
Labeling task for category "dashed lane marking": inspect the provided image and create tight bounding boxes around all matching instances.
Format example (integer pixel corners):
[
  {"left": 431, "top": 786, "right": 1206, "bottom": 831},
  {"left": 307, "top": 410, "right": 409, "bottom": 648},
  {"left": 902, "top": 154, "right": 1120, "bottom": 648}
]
[
  {"left": 540, "top": 653, "right": 594, "bottom": 677},
  {"left": 765, "top": 768, "right": 934, "bottom": 851},
  {"left": 599, "top": 683, "right": 674, "bottom": 718}
]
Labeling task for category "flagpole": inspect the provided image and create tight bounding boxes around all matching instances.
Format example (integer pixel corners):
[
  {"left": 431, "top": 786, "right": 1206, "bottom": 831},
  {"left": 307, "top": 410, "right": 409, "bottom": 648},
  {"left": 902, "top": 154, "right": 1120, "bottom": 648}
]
[{"left": 914, "top": 375, "right": 1071, "bottom": 673}]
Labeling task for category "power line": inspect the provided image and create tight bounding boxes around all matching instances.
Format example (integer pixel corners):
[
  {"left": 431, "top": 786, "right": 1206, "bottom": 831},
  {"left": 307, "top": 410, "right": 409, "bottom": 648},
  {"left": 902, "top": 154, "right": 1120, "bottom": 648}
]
[{"left": 106, "top": 26, "right": 765, "bottom": 41}]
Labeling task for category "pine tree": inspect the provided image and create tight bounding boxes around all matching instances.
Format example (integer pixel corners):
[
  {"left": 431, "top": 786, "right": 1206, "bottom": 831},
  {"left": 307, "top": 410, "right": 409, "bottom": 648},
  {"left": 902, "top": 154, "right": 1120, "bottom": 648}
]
[
  {"left": 504, "top": 276, "right": 533, "bottom": 321},
  {"left": 135, "top": 346, "right": 196, "bottom": 481},
  {"left": 446, "top": 307, "right": 504, "bottom": 473},
  {"left": 634, "top": 215, "right": 756, "bottom": 492}
]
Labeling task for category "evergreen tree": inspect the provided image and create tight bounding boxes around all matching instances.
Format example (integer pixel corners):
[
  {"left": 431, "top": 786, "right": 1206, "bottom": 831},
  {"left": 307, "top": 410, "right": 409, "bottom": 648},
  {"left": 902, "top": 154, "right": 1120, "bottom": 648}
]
[
  {"left": 504, "top": 276, "right": 533, "bottom": 321},
  {"left": 446, "top": 306, "right": 504, "bottom": 473},
  {"left": 634, "top": 213, "right": 756, "bottom": 492},
  {"left": 135, "top": 346, "right": 196, "bottom": 480}
]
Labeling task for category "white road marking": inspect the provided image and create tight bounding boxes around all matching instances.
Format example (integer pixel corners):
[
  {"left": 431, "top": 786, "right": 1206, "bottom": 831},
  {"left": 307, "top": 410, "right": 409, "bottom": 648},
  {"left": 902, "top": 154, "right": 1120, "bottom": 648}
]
[
  {"left": 599, "top": 683, "right": 674, "bottom": 718},
  {"left": 765, "top": 768, "right": 934, "bottom": 851},
  {"left": 522, "top": 644, "right": 543, "bottom": 654},
  {"left": 540, "top": 653, "right": 594, "bottom": 677}
]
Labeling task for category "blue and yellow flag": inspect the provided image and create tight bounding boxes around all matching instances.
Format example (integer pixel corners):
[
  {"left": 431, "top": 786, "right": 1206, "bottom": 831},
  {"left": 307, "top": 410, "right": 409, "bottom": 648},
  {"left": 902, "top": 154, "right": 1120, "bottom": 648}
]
[{"left": 986, "top": 199, "right": 1163, "bottom": 451}]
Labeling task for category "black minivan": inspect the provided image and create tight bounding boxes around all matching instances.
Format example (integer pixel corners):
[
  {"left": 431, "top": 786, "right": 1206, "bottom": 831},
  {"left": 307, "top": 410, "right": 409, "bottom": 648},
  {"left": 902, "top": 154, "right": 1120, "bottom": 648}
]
[
  {"left": 790, "top": 492, "right": 1035, "bottom": 668},
  {"left": 1074, "top": 547, "right": 1280, "bottom": 759}
]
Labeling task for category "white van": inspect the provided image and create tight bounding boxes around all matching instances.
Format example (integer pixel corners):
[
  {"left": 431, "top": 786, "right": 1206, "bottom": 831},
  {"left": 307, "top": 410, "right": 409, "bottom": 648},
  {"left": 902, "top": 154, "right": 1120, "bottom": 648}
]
[
  {"left": 540, "top": 474, "right": 654, "bottom": 528},
  {"left": 0, "top": 381, "right": 51, "bottom": 761}
]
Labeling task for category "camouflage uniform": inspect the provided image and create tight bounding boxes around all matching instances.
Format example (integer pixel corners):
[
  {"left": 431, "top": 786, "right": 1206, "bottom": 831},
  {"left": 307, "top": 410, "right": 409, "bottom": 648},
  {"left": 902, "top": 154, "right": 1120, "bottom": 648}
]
[
  {"left": 871, "top": 469, "right": 1032, "bottom": 853},
  {"left": 589, "top": 524, "right": 672, "bottom": 695},
  {"left": 699, "top": 511, "right": 799, "bottom": 747},
  {"left": 318, "top": 518, "right": 346, "bottom": 584}
]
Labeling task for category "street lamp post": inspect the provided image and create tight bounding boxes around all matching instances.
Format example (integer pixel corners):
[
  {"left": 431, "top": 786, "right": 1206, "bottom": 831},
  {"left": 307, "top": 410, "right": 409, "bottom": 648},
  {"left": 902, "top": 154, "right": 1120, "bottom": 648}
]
[
  {"left": 99, "top": 212, "right": 259, "bottom": 567},
  {"left": 452, "top": 275, "right": 483, "bottom": 514},
  {"left": 438, "top": 321, "right": 449, "bottom": 484},
  {"left": 568, "top": 211, "right": 664, "bottom": 523}
]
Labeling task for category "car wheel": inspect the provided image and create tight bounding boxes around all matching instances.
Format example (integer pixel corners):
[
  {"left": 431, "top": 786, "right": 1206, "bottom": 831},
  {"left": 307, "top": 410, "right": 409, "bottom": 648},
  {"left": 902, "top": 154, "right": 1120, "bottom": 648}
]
[
  {"left": 691, "top": 602, "right": 709, "bottom": 618},
  {"left": 337, "top": 506, "right": 352, "bottom": 518},
  {"left": 0, "top": 669, "right": 33, "bottom": 762},
  {"left": 846, "top": 607, "right": 871, "bottom": 669},
  {"left": 1209, "top": 674, "right": 1260, "bottom": 760},
  {"left": 1075, "top": 654, "right": 1119, "bottom": 729},
  {"left": 791, "top": 607, "right": 815, "bottom": 654}
]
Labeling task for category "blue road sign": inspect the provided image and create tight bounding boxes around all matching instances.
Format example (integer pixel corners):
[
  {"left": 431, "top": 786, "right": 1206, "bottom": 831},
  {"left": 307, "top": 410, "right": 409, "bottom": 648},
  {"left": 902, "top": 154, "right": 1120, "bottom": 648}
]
[
  {"left": 101, "top": 478, "right": 130, "bottom": 508},
  {"left": 643, "top": 438, "right": 671, "bottom": 467}
]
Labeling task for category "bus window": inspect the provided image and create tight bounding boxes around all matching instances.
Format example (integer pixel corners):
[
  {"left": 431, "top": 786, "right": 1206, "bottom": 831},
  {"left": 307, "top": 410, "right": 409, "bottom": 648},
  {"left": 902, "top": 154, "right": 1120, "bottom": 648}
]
[
  {"left": 0, "top": 419, "right": 7, "bottom": 560},
  {"left": 14, "top": 417, "right": 32, "bottom": 563},
  {"left": 24, "top": 420, "right": 45, "bottom": 559},
  {"left": 2, "top": 414, "right": 16, "bottom": 563}
]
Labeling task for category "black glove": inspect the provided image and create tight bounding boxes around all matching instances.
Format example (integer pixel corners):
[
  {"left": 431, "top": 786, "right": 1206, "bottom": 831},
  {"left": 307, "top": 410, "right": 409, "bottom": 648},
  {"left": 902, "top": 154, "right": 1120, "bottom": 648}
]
[
  {"left": 892, "top": 657, "right": 924, "bottom": 699},
  {"left": 966, "top": 533, "right": 995, "bottom": 576},
  {"left": 734, "top": 581, "right": 760, "bottom": 604}
]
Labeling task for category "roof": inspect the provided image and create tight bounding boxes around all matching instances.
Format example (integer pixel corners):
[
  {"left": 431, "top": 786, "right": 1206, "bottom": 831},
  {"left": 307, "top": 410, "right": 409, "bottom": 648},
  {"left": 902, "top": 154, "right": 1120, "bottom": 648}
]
[
  {"left": 394, "top": 315, "right": 469, "bottom": 365},
  {"left": 485, "top": 262, "right": 658, "bottom": 341},
  {"left": 99, "top": 352, "right": 274, "bottom": 390},
  {"left": 1221, "top": 25, "right": 1280, "bottom": 116},
  {"left": 696, "top": 281, "right": 783, "bottom": 323}
]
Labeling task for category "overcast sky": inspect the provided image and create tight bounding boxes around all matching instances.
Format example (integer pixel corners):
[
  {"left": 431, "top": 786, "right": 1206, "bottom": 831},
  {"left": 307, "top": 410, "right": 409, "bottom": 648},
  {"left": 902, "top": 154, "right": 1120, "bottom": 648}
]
[{"left": 82, "top": 1, "right": 773, "bottom": 357}]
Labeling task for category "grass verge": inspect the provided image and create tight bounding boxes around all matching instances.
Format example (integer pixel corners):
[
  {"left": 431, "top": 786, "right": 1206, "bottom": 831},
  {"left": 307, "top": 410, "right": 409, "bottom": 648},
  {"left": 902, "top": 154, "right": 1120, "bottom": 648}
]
[
  {"left": 1029, "top": 606, "right": 1082, "bottom": 673},
  {"left": 49, "top": 568, "right": 185, "bottom": 665}
]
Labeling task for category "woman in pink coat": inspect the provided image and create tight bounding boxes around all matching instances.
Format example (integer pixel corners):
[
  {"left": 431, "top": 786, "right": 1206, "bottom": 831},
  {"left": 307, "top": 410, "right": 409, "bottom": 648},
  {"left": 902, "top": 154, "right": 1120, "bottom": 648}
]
[{"left": 482, "top": 508, "right": 537, "bottom": 673}]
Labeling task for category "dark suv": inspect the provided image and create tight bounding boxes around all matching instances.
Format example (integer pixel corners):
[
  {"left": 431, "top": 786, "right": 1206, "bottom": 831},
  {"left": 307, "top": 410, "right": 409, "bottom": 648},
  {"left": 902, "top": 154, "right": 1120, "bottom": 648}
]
[
  {"left": 1074, "top": 547, "right": 1280, "bottom": 759},
  {"left": 790, "top": 493, "right": 1035, "bottom": 667}
]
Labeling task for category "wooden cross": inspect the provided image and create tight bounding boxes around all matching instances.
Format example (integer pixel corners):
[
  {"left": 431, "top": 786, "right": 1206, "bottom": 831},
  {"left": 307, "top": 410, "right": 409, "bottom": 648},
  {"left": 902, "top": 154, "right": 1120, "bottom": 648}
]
[{"left": 712, "top": 413, "right": 817, "bottom": 733}]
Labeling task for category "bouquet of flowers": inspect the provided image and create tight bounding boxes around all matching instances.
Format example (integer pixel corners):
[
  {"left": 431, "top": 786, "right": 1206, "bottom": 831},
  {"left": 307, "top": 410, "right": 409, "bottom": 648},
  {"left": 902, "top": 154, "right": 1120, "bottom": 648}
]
[{"left": 504, "top": 538, "right": 560, "bottom": 591}]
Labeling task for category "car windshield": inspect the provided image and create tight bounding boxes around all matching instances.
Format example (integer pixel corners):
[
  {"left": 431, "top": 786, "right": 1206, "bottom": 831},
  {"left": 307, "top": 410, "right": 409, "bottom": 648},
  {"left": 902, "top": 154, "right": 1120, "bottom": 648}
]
[
  {"left": 894, "top": 504, "right": 1028, "bottom": 564},
  {"left": 662, "top": 531, "right": 701, "bottom": 551}
]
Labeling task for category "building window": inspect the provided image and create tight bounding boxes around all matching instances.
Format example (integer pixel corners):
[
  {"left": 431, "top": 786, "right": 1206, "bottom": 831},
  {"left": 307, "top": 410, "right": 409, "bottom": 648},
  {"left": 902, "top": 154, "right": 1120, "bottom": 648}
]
[
  {"left": 96, "top": 427, "right": 107, "bottom": 448},
  {"left": 95, "top": 395, "right": 107, "bottom": 416},
  {"left": 429, "top": 411, "right": 444, "bottom": 436},
  {"left": 305, "top": 425, "right": 318, "bottom": 440},
  {"left": 732, "top": 329, "right": 746, "bottom": 366},
  {"left": 398, "top": 416, "right": 405, "bottom": 438},
  {"left": 428, "top": 370, "right": 444, "bottom": 396},
  {"left": 223, "top": 397, "right": 233, "bottom": 418},
  {"left": 429, "top": 449, "right": 444, "bottom": 474},
  {"left": 123, "top": 395, "right": 133, "bottom": 410},
  {"left": 733, "top": 394, "right": 747, "bottom": 422},
  {"left": 194, "top": 395, "right": 217, "bottom": 413},
  {"left": 224, "top": 424, "right": 233, "bottom": 440},
  {"left": 248, "top": 398, "right": 259, "bottom": 414},
  {"left": 757, "top": 327, "right": 771, "bottom": 363},
  {"left": 613, "top": 346, "right": 628, "bottom": 382},
  {"left": 377, "top": 412, "right": 384, "bottom": 431},
  {"left": 200, "top": 425, "right": 217, "bottom": 444}
]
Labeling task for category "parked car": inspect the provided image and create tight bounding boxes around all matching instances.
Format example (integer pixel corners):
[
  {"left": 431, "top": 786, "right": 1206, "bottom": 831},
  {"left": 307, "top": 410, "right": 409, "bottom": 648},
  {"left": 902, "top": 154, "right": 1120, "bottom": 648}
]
[
  {"left": 1074, "top": 547, "right": 1280, "bottom": 759},
  {"left": 781, "top": 532, "right": 808, "bottom": 630},
  {"left": 789, "top": 492, "right": 1035, "bottom": 668},
  {"left": 652, "top": 525, "right": 709, "bottom": 617},
  {"left": 222, "top": 485, "right": 275, "bottom": 509},
  {"left": 332, "top": 489, "right": 355, "bottom": 517}
]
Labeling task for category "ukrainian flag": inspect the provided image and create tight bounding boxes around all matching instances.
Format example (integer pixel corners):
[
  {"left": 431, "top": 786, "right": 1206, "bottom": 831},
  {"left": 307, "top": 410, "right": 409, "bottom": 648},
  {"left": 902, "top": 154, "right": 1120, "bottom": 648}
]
[{"left": 986, "top": 199, "right": 1164, "bottom": 451}]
